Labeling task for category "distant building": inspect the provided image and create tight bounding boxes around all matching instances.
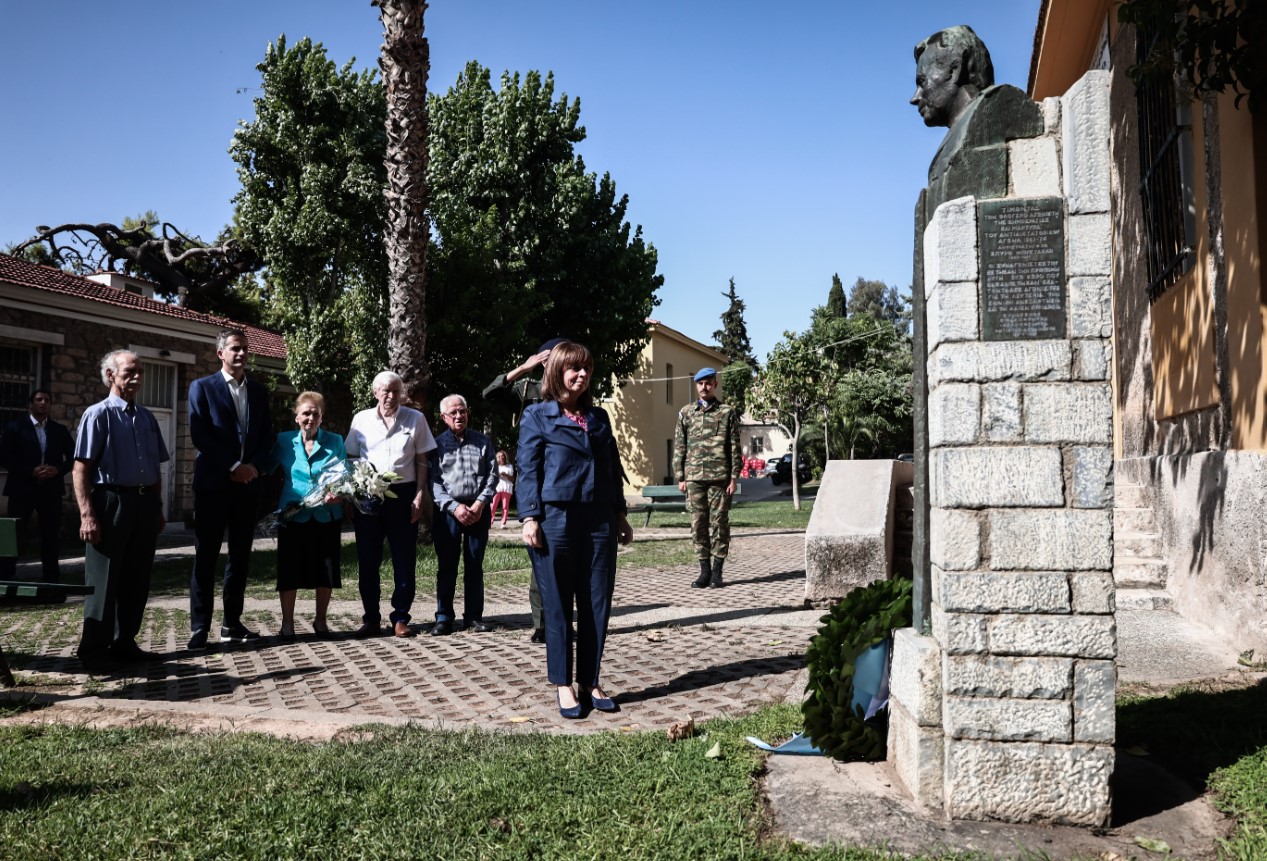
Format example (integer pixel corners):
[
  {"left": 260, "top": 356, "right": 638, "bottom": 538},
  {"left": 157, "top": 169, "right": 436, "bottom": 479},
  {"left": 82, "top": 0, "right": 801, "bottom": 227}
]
[
  {"left": 603, "top": 320, "right": 730, "bottom": 490},
  {"left": 739, "top": 413, "right": 791, "bottom": 462},
  {"left": 0, "top": 254, "right": 288, "bottom": 525}
]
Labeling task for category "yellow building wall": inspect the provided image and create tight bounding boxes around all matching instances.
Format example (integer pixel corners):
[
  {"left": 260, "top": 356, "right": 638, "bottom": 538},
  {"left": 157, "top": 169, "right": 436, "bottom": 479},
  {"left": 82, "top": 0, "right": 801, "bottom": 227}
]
[
  {"left": 1220, "top": 95, "right": 1267, "bottom": 450},
  {"left": 604, "top": 322, "right": 729, "bottom": 490}
]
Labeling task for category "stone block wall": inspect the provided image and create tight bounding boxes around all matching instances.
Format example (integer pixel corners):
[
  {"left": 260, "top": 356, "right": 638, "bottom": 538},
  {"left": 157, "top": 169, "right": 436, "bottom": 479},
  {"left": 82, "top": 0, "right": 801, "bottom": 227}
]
[{"left": 889, "top": 71, "right": 1116, "bottom": 827}]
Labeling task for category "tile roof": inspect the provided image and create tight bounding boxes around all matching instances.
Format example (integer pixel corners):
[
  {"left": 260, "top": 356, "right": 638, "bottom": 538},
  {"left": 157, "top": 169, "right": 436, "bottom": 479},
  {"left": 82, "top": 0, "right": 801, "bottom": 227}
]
[{"left": 0, "top": 253, "right": 287, "bottom": 359}]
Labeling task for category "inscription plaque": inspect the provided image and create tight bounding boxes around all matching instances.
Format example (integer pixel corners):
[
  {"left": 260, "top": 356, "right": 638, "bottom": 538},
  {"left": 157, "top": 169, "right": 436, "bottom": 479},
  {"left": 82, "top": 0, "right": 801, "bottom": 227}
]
[{"left": 979, "top": 198, "right": 1066, "bottom": 341}]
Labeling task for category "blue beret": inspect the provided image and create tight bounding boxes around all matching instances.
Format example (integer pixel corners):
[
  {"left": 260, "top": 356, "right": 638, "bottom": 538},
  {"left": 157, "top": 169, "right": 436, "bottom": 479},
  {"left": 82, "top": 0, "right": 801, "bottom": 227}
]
[{"left": 693, "top": 368, "right": 718, "bottom": 382}]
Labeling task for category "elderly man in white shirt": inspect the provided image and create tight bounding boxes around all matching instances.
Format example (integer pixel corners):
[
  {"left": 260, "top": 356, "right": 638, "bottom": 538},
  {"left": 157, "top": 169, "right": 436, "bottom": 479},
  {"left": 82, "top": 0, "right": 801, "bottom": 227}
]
[{"left": 344, "top": 370, "right": 438, "bottom": 638}]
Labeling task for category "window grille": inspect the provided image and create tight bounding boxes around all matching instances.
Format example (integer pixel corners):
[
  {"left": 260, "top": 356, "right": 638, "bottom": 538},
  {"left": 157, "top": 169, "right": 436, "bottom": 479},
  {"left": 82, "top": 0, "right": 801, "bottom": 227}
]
[
  {"left": 0, "top": 342, "right": 39, "bottom": 429},
  {"left": 138, "top": 361, "right": 176, "bottom": 409},
  {"left": 1136, "top": 24, "right": 1196, "bottom": 301}
]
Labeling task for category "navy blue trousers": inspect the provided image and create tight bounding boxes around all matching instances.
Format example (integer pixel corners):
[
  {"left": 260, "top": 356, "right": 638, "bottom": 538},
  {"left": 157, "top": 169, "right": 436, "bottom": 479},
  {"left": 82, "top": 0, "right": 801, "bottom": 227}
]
[
  {"left": 432, "top": 504, "right": 490, "bottom": 625},
  {"left": 190, "top": 483, "right": 263, "bottom": 632},
  {"left": 529, "top": 502, "right": 617, "bottom": 688},
  {"left": 353, "top": 481, "right": 418, "bottom": 625},
  {"left": 80, "top": 487, "right": 160, "bottom": 658}
]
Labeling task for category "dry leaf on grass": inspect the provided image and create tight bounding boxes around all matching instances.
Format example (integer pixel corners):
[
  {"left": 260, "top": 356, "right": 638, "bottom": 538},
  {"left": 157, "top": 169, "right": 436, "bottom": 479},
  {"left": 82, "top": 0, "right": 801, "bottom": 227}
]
[{"left": 666, "top": 716, "right": 695, "bottom": 741}]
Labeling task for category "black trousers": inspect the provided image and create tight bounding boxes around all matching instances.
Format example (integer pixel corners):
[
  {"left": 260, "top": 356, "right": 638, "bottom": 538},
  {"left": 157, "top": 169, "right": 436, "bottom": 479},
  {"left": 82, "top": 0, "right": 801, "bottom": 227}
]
[
  {"left": 190, "top": 483, "right": 263, "bottom": 632},
  {"left": 79, "top": 487, "right": 160, "bottom": 657},
  {"left": 3, "top": 491, "right": 63, "bottom": 582}
]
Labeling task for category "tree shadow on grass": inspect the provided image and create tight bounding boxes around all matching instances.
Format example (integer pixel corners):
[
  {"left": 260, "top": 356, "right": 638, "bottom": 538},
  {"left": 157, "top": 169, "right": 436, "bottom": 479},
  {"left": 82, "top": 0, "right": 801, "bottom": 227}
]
[
  {"left": 1113, "top": 677, "right": 1267, "bottom": 824},
  {"left": 0, "top": 780, "right": 98, "bottom": 812}
]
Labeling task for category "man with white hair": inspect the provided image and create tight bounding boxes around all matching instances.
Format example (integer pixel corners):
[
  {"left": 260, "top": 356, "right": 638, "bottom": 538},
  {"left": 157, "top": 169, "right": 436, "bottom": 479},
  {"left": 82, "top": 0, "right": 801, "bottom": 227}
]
[
  {"left": 428, "top": 394, "right": 498, "bottom": 635},
  {"left": 344, "top": 370, "right": 437, "bottom": 637},
  {"left": 72, "top": 350, "right": 169, "bottom": 671}
]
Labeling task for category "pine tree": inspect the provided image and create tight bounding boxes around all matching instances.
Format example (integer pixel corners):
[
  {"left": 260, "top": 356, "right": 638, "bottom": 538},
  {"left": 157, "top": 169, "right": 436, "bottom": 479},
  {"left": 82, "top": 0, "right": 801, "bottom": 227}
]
[{"left": 712, "top": 277, "right": 757, "bottom": 416}]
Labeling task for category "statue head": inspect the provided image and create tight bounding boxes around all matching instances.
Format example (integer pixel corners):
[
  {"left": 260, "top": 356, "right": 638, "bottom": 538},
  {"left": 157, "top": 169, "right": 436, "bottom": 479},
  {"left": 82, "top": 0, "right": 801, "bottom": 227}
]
[{"left": 911, "top": 25, "right": 995, "bottom": 128}]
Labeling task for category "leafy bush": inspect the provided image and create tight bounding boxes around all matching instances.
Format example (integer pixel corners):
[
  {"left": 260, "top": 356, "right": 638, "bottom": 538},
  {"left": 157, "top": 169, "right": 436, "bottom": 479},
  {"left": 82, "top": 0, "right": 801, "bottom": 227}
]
[{"left": 802, "top": 577, "right": 913, "bottom": 760}]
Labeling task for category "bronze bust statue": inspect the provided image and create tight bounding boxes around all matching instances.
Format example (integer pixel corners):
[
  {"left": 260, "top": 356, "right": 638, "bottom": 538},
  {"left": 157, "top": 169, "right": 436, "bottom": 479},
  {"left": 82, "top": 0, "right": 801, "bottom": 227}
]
[{"left": 911, "top": 25, "right": 995, "bottom": 129}]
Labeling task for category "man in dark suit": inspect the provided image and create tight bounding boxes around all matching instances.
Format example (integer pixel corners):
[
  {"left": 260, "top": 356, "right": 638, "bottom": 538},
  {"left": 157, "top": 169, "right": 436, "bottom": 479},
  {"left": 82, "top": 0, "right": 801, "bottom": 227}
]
[
  {"left": 0, "top": 389, "right": 74, "bottom": 582},
  {"left": 187, "top": 329, "right": 274, "bottom": 649}
]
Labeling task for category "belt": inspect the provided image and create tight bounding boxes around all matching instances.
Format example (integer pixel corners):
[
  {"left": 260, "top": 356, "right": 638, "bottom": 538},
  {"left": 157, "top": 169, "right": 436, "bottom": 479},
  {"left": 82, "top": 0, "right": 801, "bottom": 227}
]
[{"left": 100, "top": 484, "right": 155, "bottom": 495}]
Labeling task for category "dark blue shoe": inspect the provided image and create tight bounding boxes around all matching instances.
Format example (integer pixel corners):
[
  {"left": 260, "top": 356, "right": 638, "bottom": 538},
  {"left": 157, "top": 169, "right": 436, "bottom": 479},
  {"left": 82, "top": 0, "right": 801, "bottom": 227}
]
[
  {"left": 557, "top": 688, "right": 582, "bottom": 719},
  {"left": 583, "top": 688, "right": 618, "bottom": 713}
]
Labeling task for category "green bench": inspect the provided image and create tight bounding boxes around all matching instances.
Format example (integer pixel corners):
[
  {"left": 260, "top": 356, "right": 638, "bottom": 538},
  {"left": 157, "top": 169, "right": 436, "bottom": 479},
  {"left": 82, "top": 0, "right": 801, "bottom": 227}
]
[
  {"left": 629, "top": 483, "right": 742, "bottom": 527},
  {"left": 0, "top": 517, "right": 93, "bottom": 687}
]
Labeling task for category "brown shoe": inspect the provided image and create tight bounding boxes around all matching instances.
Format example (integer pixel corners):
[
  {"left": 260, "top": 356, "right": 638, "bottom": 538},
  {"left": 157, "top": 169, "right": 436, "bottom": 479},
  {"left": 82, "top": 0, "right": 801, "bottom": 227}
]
[{"left": 393, "top": 621, "right": 414, "bottom": 638}]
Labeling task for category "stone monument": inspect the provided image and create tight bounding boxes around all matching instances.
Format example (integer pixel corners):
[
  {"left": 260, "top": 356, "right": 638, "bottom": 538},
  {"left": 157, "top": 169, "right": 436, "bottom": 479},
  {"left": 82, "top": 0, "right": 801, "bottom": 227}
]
[{"left": 889, "top": 25, "right": 1116, "bottom": 826}]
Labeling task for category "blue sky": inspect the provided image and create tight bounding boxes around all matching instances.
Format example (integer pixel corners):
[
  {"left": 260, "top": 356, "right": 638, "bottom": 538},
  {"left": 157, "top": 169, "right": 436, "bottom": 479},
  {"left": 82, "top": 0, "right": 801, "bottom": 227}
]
[{"left": 0, "top": 1, "right": 1040, "bottom": 361}]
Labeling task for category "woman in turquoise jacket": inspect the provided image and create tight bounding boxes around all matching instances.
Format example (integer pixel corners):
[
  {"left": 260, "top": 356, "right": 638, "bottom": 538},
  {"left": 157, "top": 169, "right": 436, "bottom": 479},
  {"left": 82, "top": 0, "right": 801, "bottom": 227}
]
[{"left": 273, "top": 391, "right": 345, "bottom": 640}]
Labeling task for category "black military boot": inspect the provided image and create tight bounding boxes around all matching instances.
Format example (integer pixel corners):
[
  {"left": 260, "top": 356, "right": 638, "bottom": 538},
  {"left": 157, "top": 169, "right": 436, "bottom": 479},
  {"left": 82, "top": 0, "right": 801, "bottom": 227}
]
[
  {"left": 691, "top": 559, "right": 712, "bottom": 588},
  {"left": 709, "top": 557, "right": 724, "bottom": 588}
]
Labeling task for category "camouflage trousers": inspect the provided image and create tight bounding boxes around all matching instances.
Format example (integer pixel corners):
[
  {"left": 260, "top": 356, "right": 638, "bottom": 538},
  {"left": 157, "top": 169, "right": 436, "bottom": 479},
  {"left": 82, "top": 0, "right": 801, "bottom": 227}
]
[{"left": 685, "top": 479, "right": 732, "bottom": 561}]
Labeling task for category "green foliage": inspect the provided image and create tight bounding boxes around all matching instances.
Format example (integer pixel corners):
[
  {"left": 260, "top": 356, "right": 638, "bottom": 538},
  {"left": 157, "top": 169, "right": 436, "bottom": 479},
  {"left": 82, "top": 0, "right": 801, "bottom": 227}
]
[
  {"left": 803, "top": 578, "right": 913, "bottom": 761},
  {"left": 427, "top": 62, "right": 662, "bottom": 412},
  {"left": 810, "top": 302, "right": 913, "bottom": 459},
  {"left": 826, "top": 273, "right": 847, "bottom": 319},
  {"left": 230, "top": 35, "right": 390, "bottom": 409},
  {"left": 1119, "top": 0, "right": 1265, "bottom": 114},
  {"left": 846, "top": 276, "right": 911, "bottom": 335},
  {"left": 712, "top": 277, "right": 757, "bottom": 416}
]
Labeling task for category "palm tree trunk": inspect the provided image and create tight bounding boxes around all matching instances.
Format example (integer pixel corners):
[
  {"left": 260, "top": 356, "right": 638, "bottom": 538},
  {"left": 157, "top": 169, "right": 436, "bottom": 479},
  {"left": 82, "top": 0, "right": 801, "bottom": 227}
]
[{"left": 376, "top": 0, "right": 430, "bottom": 404}]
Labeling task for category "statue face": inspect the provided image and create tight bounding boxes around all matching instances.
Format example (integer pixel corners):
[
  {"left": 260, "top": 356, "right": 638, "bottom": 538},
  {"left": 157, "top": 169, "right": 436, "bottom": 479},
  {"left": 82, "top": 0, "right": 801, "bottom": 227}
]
[{"left": 911, "top": 48, "right": 960, "bottom": 128}]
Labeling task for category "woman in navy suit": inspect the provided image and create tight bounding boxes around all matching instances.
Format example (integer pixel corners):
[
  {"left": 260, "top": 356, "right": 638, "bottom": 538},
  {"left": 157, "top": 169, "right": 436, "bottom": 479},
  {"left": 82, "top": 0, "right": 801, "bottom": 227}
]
[
  {"left": 271, "top": 392, "right": 345, "bottom": 640},
  {"left": 518, "top": 341, "right": 633, "bottom": 718}
]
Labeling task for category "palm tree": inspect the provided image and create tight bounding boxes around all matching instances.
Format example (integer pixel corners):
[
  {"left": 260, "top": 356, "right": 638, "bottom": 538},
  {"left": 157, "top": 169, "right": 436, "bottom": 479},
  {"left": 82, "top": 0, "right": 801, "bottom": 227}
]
[{"left": 375, "top": 0, "right": 430, "bottom": 403}]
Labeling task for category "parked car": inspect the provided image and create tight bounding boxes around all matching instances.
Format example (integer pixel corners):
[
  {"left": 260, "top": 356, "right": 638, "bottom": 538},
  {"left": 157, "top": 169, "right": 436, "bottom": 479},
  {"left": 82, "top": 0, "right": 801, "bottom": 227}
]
[{"left": 769, "top": 453, "right": 812, "bottom": 485}]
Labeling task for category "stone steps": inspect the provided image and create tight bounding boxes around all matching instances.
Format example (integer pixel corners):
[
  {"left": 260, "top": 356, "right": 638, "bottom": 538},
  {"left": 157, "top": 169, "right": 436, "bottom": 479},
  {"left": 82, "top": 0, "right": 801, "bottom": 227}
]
[
  {"left": 1114, "top": 482, "right": 1169, "bottom": 601},
  {"left": 1115, "top": 587, "right": 1175, "bottom": 611}
]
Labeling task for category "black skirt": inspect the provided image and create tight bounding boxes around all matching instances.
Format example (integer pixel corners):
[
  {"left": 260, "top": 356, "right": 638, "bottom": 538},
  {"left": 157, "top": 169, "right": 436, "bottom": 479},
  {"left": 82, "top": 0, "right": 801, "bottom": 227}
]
[{"left": 276, "top": 518, "right": 343, "bottom": 591}]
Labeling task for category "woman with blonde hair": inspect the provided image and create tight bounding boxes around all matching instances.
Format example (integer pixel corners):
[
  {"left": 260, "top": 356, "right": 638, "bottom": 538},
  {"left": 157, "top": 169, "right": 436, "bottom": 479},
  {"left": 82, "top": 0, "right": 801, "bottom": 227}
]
[{"left": 272, "top": 391, "right": 345, "bottom": 640}]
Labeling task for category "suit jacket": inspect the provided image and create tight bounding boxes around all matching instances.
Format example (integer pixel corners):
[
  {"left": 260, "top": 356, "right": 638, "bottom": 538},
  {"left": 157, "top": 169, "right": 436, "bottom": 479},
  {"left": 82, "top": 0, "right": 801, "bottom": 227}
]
[
  {"left": 189, "top": 372, "right": 274, "bottom": 493},
  {"left": 515, "top": 401, "right": 627, "bottom": 521},
  {"left": 0, "top": 415, "right": 74, "bottom": 501}
]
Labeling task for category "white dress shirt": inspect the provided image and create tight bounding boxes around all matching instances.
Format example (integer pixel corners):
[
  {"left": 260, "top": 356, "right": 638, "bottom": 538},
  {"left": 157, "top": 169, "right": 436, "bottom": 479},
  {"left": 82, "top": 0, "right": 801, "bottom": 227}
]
[{"left": 344, "top": 405, "right": 437, "bottom": 485}]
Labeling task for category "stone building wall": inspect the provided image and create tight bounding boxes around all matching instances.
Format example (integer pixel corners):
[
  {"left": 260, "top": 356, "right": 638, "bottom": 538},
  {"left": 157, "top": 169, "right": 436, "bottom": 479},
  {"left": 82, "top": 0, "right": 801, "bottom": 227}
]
[
  {"left": 889, "top": 71, "right": 1117, "bottom": 827},
  {"left": 2, "top": 306, "right": 288, "bottom": 528}
]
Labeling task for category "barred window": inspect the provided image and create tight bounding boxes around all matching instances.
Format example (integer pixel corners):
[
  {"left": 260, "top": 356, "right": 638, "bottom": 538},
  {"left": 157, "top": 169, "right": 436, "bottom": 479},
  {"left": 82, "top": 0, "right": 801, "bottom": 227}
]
[
  {"left": 1136, "top": 25, "right": 1196, "bottom": 301},
  {"left": 138, "top": 361, "right": 176, "bottom": 409},
  {"left": 0, "top": 342, "right": 39, "bottom": 429}
]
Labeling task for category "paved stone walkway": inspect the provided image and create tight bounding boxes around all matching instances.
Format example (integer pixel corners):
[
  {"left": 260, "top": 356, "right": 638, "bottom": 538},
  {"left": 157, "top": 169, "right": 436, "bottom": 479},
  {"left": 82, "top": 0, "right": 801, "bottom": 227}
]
[{"left": 2, "top": 532, "right": 819, "bottom": 735}]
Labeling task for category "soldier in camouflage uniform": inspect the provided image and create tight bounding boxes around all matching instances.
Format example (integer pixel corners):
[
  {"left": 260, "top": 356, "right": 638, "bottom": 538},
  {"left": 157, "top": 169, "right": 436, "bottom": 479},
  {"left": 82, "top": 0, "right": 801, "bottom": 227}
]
[{"left": 674, "top": 368, "right": 742, "bottom": 587}]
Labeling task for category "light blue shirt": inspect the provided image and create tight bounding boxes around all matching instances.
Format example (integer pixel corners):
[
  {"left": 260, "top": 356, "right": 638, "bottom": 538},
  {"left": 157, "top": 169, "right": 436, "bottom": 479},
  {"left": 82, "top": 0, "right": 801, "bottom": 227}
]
[{"left": 74, "top": 393, "right": 169, "bottom": 487}]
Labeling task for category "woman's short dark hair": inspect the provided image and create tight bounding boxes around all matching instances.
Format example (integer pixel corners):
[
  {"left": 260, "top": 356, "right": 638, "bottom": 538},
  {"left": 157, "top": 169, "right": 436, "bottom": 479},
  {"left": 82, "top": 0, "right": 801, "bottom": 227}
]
[{"left": 541, "top": 341, "right": 594, "bottom": 411}]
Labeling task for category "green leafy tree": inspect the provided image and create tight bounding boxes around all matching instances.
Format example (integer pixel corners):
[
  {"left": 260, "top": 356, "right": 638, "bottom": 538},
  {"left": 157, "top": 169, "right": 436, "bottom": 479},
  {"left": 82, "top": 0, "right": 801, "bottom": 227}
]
[
  {"left": 826, "top": 273, "right": 847, "bottom": 318},
  {"left": 426, "top": 62, "right": 662, "bottom": 411},
  {"left": 1119, "top": 0, "right": 1264, "bottom": 113},
  {"left": 712, "top": 277, "right": 757, "bottom": 415},
  {"left": 230, "top": 35, "right": 389, "bottom": 418},
  {"left": 750, "top": 330, "right": 838, "bottom": 509},
  {"left": 847, "top": 277, "right": 911, "bottom": 335},
  {"left": 809, "top": 307, "right": 913, "bottom": 459}
]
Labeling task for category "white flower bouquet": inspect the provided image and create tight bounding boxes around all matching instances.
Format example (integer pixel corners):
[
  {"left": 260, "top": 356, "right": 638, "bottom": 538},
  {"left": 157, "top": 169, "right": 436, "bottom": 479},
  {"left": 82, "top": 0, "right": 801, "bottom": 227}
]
[
  {"left": 319, "top": 459, "right": 402, "bottom": 513},
  {"left": 260, "top": 460, "right": 403, "bottom": 534}
]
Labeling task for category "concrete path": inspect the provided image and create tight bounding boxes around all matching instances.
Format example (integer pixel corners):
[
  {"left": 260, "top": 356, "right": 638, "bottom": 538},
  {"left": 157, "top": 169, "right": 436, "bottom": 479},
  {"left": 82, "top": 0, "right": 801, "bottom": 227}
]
[
  {"left": 2, "top": 527, "right": 1255, "bottom": 859},
  {"left": 1, "top": 531, "right": 816, "bottom": 737}
]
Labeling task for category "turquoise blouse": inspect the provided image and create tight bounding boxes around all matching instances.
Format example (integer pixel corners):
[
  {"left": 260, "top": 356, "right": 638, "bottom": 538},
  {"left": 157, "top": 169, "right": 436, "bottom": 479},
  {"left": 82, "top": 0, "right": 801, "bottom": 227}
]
[{"left": 273, "top": 428, "right": 345, "bottom": 522}]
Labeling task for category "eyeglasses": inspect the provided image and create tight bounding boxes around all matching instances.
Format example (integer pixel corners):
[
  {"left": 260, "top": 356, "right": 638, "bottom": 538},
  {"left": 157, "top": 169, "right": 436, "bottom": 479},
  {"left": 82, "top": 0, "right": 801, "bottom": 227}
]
[{"left": 445, "top": 409, "right": 468, "bottom": 416}]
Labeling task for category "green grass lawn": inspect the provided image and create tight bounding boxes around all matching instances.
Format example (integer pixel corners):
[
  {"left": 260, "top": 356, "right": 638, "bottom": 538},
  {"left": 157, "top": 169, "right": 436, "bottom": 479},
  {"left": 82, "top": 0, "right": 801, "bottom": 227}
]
[
  {"left": 0, "top": 704, "right": 970, "bottom": 861},
  {"left": 637, "top": 498, "right": 815, "bottom": 531}
]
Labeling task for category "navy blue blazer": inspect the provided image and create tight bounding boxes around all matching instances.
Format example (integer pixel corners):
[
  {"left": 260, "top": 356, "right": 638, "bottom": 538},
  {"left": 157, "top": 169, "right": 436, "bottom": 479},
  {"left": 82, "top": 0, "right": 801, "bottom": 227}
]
[
  {"left": 0, "top": 416, "right": 74, "bottom": 500},
  {"left": 516, "top": 401, "right": 627, "bottom": 521},
  {"left": 189, "top": 372, "right": 274, "bottom": 493}
]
